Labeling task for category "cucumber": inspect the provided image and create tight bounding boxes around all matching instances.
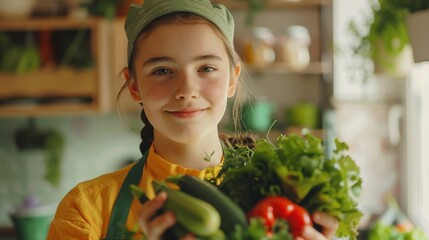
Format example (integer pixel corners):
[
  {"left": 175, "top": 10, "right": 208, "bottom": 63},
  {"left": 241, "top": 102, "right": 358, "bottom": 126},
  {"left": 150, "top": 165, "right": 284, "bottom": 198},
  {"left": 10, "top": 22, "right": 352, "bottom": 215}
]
[
  {"left": 131, "top": 184, "right": 219, "bottom": 238},
  {"left": 167, "top": 175, "right": 248, "bottom": 235},
  {"left": 152, "top": 181, "right": 221, "bottom": 237}
]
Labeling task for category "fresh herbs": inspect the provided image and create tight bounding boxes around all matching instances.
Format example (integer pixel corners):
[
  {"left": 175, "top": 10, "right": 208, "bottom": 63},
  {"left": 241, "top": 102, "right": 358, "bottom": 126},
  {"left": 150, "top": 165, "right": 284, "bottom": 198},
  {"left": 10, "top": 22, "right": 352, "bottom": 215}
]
[
  {"left": 213, "top": 133, "right": 362, "bottom": 239},
  {"left": 229, "top": 218, "right": 293, "bottom": 240}
]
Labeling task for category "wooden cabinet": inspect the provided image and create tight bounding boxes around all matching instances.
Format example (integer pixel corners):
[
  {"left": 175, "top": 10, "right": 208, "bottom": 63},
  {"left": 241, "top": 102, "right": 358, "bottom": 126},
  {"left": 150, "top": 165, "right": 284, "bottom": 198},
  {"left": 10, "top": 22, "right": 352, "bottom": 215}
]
[{"left": 0, "top": 17, "right": 112, "bottom": 117}]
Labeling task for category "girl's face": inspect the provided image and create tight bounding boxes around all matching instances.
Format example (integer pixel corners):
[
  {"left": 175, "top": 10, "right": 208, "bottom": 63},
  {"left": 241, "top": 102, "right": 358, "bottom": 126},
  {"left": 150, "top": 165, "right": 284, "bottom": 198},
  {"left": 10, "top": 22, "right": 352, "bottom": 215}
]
[{"left": 128, "top": 22, "right": 240, "bottom": 144}]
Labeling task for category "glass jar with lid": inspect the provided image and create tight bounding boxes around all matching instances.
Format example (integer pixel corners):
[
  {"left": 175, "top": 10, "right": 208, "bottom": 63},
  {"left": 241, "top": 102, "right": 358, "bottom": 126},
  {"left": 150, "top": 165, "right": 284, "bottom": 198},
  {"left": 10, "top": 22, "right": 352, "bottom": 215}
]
[
  {"left": 276, "top": 25, "right": 311, "bottom": 71},
  {"left": 242, "top": 27, "right": 276, "bottom": 67}
]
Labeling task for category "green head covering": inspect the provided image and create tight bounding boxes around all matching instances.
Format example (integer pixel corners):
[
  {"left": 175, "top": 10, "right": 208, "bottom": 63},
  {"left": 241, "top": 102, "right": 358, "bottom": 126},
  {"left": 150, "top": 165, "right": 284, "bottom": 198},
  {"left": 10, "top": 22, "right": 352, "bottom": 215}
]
[{"left": 124, "top": 0, "right": 235, "bottom": 65}]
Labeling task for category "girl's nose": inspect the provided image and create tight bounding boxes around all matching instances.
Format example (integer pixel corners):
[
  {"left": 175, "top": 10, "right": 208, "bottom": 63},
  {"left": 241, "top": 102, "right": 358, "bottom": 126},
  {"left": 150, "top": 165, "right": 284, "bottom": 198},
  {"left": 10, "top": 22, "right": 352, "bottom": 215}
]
[{"left": 174, "top": 73, "right": 199, "bottom": 100}]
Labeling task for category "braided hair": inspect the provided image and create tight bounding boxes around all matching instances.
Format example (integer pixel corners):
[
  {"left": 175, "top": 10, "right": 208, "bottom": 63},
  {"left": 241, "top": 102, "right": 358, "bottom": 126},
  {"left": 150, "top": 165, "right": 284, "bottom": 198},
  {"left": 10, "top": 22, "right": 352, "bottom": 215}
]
[{"left": 139, "top": 109, "right": 154, "bottom": 155}]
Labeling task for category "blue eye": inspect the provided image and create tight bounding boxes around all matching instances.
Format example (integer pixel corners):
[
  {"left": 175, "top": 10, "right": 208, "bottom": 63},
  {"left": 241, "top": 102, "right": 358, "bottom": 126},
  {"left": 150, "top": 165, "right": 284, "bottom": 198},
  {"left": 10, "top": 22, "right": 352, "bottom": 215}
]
[{"left": 153, "top": 68, "right": 171, "bottom": 75}]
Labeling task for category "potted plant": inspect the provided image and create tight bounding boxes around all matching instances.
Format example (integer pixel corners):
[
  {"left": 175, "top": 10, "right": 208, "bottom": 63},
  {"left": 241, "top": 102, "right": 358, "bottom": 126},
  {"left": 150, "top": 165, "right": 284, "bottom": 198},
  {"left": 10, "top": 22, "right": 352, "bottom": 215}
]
[
  {"left": 367, "top": 0, "right": 429, "bottom": 63},
  {"left": 347, "top": 0, "right": 413, "bottom": 81}
]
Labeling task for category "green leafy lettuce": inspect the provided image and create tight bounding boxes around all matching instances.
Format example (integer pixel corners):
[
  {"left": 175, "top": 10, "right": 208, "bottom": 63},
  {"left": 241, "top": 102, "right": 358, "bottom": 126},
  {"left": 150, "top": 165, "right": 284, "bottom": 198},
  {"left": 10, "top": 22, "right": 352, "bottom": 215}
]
[{"left": 214, "top": 133, "right": 363, "bottom": 239}]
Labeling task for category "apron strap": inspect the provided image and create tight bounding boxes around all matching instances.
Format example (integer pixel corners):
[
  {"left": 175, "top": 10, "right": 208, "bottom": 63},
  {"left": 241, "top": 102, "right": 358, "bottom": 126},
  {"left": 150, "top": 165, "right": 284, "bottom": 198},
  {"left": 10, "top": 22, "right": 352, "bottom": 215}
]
[{"left": 105, "top": 150, "right": 149, "bottom": 239}]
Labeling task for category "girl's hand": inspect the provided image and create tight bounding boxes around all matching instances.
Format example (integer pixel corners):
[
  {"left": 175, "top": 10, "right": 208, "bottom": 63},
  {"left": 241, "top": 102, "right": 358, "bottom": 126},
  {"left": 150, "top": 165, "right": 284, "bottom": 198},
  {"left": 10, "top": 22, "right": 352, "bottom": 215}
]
[
  {"left": 137, "top": 192, "right": 174, "bottom": 239},
  {"left": 137, "top": 192, "right": 195, "bottom": 240},
  {"left": 296, "top": 212, "right": 339, "bottom": 240}
]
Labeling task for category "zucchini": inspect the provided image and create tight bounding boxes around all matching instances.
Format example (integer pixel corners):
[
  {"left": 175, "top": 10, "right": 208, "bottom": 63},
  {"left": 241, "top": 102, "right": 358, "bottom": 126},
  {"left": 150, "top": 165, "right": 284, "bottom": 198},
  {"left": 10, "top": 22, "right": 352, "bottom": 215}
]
[
  {"left": 166, "top": 174, "right": 248, "bottom": 235},
  {"left": 152, "top": 181, "right": 221, "bottom": 237}
]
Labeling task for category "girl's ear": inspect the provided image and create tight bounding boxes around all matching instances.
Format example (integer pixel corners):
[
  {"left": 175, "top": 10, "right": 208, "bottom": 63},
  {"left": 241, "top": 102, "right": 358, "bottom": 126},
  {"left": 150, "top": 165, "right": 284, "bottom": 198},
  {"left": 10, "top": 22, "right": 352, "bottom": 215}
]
[
  {"left": 123, "top": 67, "right": 142, "bottom": 101},
  {"left": 228, "top": 62, "right": 241, "bottom": 98}
]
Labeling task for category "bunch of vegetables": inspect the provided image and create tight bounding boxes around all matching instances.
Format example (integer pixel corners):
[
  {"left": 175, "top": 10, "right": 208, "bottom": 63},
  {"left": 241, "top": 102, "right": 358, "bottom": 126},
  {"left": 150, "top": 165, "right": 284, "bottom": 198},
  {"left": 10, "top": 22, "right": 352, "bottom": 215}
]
[
  {"left": 129, "top": 132, "right": 363, "bottom": 239},
  {"left": 211, "top": 133, "right": 362, "bottom": 239},
  {"left": 130, "top": 175, "right": 295, "bottom": 239}
]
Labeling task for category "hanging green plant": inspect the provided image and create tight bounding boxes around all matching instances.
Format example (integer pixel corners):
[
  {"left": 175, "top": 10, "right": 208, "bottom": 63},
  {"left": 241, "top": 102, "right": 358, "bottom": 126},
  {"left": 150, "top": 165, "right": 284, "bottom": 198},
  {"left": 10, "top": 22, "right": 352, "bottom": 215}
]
[
  {"left": 43, "top": 130, "right": 64, "bottom": 187},
  {"left": 14, "top": 119, "right": 65, "bottom": 188}
]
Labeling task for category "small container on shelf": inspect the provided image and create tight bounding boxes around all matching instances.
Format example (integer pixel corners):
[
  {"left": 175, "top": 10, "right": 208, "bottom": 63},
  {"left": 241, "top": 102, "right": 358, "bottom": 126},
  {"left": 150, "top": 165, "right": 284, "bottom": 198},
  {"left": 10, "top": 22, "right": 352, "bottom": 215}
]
[
  {"left": 241, "top": 27, "right": 276, "bottom": 67},
  {"left": 275, "top": 25, "right": 311, "bottom": 71}
]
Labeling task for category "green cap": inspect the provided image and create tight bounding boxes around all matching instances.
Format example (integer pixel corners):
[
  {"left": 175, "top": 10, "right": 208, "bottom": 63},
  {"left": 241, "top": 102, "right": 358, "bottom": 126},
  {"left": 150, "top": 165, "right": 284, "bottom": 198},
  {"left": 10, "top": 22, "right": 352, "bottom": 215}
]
[{"left": 124, "top": 0, "right": 235, "bottom": 65}]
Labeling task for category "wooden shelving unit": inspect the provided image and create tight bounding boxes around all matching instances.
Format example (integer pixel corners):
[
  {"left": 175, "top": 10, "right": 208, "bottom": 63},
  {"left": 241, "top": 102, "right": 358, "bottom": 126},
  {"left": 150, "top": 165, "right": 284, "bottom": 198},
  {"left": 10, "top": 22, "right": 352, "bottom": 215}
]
[{"left": 0, "top": 17, "right": 111, "bottom": 117}]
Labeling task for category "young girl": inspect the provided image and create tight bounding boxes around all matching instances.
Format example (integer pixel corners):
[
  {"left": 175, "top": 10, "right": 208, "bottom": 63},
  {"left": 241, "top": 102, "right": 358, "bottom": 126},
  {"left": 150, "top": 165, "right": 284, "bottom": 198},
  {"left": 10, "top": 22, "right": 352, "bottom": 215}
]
[{"left": 48, "top": 0, "right": 339, "bottom": 239}]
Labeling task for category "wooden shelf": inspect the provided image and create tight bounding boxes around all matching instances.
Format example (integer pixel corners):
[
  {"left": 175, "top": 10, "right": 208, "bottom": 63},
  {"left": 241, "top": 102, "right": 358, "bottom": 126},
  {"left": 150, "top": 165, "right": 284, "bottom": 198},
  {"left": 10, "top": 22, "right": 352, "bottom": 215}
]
[
  {"left": 0, "top": 103, "right": 101, "bottom": 117},
  {"left": 246, "top": 62, "right": 331, "bottom": 75},
  {"left": 0, "top": 17, "right": 101, "bottom": 31},
  {"left": 213, "top": 0, "right": 332, "bottom": 9},
  {"left": 0, "top": 17, "right": 112, "bottom": 117},
  {"left": 0, "top": 68, "right": 96, "bottom": 98}
]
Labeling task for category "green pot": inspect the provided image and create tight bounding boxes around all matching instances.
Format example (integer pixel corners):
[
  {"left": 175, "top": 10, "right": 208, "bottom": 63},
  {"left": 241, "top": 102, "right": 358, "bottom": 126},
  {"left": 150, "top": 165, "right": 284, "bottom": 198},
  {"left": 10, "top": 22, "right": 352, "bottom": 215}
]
[
  {"left": 285, "top": 102, "right": 320, "bottom": 129},
  {"left": 10, "top": 214, "right": 53, "bottom": 240},
  {"left": 241, "top": 101, "right": 275, "bottom": 132}
]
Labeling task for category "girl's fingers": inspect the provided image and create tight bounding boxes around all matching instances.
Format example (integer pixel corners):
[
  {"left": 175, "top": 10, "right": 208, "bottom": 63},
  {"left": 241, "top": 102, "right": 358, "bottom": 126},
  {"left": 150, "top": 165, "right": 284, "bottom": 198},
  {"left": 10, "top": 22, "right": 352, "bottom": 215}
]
[
  {"left": 180, "top": 233, "right": 196, "bottom": 240},
  {"left": 138, "top": 192, "right": 169, "bottom": 235},
  {"left": 146, "top": 212, "right": 176, "bottom": 239},
  {"left": 312, "top": 212, "right": 339, "bottom": 239},
  {"left": 300, "top": 225, "right": 327, "bottom": 240},
  {"left": 139, "top": 192, "right": 167, "bottom": 222}
]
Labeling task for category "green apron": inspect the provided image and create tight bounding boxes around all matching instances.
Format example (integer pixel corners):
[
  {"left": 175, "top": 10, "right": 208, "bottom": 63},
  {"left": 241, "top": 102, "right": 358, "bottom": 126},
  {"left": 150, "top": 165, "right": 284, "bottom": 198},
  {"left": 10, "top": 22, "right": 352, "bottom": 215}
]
[{"left": 105, "top": 150, "right": 149, "bottom": 239}]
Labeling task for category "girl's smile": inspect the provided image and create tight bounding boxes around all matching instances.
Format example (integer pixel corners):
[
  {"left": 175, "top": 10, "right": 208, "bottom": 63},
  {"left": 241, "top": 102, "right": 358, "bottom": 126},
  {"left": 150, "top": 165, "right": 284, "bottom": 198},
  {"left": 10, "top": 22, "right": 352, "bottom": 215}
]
[{"left": 166, "top": 108, "right": 207, "bottom": 119}]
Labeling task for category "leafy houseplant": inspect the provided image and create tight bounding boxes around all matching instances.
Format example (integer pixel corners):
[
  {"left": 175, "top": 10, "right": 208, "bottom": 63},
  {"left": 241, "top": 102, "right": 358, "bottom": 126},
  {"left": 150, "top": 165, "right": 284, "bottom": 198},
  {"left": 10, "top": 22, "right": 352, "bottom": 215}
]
[{"left": 347, "top": 0, "right": 412, "bottom": 82}]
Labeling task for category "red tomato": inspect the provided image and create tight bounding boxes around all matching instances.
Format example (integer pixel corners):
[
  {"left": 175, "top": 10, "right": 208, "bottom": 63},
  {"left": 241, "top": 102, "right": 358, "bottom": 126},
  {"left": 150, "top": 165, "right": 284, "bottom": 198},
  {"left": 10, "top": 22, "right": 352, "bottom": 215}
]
[{"left": 288, "top": 204, "right": 312, "bottom": 237}]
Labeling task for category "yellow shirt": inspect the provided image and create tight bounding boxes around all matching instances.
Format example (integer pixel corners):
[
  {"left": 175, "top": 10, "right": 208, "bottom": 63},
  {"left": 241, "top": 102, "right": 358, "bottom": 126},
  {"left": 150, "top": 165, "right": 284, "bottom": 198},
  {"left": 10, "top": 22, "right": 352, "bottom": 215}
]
[{"left": 47, "top": 145, "right": 222, "bottom": 240}]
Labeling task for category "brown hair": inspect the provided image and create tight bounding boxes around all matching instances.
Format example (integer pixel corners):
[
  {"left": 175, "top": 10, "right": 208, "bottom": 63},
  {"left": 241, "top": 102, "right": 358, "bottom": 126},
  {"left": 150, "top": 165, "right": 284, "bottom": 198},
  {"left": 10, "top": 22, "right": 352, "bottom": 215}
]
[{"left": 116, "top": 12, "right": 254, "bottom": 154}]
